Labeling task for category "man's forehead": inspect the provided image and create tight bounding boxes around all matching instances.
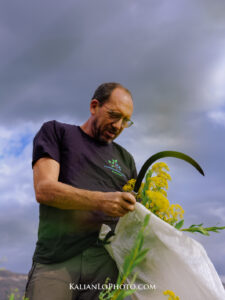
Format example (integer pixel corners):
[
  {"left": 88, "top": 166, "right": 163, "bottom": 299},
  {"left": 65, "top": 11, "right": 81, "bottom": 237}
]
[{"left": 106, "top": 88, "right": 133, "bottom": 114}]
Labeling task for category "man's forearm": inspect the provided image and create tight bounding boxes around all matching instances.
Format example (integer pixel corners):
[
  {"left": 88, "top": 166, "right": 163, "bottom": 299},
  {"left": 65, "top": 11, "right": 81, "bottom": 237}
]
[
  {"left": 35, "top": 179, "right": 136, "bottom": 217},
  {"left": 35, "top": 180, "right": 103, "bottom": 210}
]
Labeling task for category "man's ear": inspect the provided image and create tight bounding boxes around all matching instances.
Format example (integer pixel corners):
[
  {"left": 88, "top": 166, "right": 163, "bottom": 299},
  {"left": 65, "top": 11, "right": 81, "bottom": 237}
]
[{"left": 90, "top": 99, "right": 100, "bottom": 115}]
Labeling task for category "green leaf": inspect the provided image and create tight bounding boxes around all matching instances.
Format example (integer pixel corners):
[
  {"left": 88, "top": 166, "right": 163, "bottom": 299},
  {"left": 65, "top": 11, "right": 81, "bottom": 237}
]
[
  {"left": 9, "top": 294, "right": 15, "bottom": 300},
  {"left": 136, "top": 248, "right": 150, "bottom": 259},
  {"left": 137, "top": 235, "right": 144, "bottom": 252},
  {"left": 190, "top": 223, "right": 203, "bottom": 228},
  {"left": 116, "top": 273, "right": 123, "bottom": 285},
  {"left": 123, "top": 256, "right": 132, "bottom": 275},
  {"left": 182, "top": 224, "right": 213, "bottom": 236},
  {"left": 143, "top": 214, "right": 150, "bottom": 227},
  {"left": 197, "top": 227, "right": 210, "bottom": 236},
  {"left": 129, "top": 272, "right": 138, "bottom": 285},
  {"left": 132, "top": 248, "right": 149, "bottom": 268},
  {"left": 114, "top": 289, "right": 136, "bottom": 300},
  {"left": 175, "top": 219, "right": 184, "bottom": 229},
  {"left": 185, "top": 224, "right": 225, "bottom": 234},
  {"left": 122, "top": 289, "right": 136, "bottom": 298},
  {"left": 104, "top": 214, "right": 151, "bottom": 300}
]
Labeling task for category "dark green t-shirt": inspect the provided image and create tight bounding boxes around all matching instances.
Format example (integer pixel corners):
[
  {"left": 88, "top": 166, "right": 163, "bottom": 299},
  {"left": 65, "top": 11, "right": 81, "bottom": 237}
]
[{"left": 32, "top": 120, "right": 137, "bottom": 264}]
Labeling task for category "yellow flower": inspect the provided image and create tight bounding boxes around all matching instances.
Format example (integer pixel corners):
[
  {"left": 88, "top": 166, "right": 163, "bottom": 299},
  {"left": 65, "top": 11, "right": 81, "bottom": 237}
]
[
  {"left": 122, "top": 185, "right": 132, "bottom": 192},
  {"left": 155, "top": 196, "right": 170, "bottom": 212},
  {"left": 123, "top": 161, "right": 184, "bottom": 228},
  {"left": 145, "top": 190, "right": 158, "bottom": 201},
  {"left": 163, "top": 290, "right": 180, "bottom": 300},
  {"left": 159, "top": 189, "right": 167, "bottom": 197},
  {"left": 151, "top": 162, "right": 170, "bottom": 173},
  {"left": 122, "top": 178, "right": 136, "bottom": 192},
  {"left": 164, "top": 204, "right": 185, "bottom": 225},
  {"left": 147, "top": 177, "right": 167, "bottom": 189},
  {"left": 145, "top": 191, "right": 169, "bottom": 212},
  {"left": 158, "top": 171, "right": 172, "bottom": 181},
  {"left": 163, "top": 290, "right": 175, "bottom": 296}
]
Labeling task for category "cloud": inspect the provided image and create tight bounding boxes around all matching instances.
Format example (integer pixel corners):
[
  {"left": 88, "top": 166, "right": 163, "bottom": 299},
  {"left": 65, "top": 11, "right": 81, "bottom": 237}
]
[
  {"left": 208, "top": 110, "right": 225, "bottom": 127},
  {"left": 0, "top": 0, "right": 224, "bottom": 129},
  {"left": 0, "top": 123, "right": 36, "bottom": 206}
]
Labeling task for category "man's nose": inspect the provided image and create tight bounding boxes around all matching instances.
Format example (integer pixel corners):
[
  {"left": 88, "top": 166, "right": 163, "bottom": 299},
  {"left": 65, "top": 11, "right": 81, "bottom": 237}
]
[{"left": 111, "top": 118, "right": 124, "bottom": 130}]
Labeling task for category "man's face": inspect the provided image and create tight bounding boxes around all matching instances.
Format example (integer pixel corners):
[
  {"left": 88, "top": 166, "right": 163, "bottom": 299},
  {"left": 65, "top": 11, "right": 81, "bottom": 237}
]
[{"left": 91, "top": 88, "right": 133, "bottom": 143}]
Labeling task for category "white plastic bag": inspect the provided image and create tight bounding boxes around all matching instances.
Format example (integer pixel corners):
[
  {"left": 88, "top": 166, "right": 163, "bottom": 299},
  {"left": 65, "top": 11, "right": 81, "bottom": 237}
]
[{"left": 100, "top": 202, "right": 225, "bottom": 300}]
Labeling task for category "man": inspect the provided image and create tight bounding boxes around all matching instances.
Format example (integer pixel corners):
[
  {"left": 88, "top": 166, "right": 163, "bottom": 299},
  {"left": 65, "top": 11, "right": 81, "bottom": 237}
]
[{"left": 25, "top": 82, "right": 137, "bottom": 300}]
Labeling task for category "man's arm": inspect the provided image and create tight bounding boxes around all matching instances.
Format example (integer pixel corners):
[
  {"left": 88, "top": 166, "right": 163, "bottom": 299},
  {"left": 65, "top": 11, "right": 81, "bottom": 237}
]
[{"left": 33, "top": 157, "right": 136, "bottom": 217}]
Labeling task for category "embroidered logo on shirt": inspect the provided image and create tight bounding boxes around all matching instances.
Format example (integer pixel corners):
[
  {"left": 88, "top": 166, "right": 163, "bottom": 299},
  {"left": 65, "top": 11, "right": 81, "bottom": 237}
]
[{"left": 104, "top": 159, "right": 125, "bottom": 177}]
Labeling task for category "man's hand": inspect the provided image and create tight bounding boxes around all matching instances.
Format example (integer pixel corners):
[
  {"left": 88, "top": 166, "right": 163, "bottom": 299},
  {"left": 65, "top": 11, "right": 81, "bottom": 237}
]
[{"left": 98, "top": 191, "right": 136, "bottom": 217}]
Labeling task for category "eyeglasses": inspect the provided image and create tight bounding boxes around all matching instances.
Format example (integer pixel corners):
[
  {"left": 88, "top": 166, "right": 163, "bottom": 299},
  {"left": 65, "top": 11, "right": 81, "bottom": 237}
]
[{"left": 103, "top": 104, "right": 134, "bottom": 128}]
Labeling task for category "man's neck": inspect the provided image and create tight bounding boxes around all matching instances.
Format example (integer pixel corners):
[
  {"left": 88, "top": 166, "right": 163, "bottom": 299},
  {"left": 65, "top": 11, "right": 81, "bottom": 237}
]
[{"left": 80, "top": 120, "right": 93, "bottom": 138}]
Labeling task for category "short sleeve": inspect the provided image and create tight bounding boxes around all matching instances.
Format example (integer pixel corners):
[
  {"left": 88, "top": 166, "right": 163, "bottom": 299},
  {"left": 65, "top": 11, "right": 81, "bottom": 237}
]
[{"left": 32, "top": 120, "right": 61, "bottom": 168}]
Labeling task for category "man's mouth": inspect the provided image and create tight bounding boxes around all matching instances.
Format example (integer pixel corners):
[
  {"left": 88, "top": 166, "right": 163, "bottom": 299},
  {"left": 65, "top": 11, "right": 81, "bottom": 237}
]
[
  {"left": 106, "top": 131, "right": 115, "bottom": 138},
  {"left": 105, "top": 129, "right": 117, "bottom": 139}
]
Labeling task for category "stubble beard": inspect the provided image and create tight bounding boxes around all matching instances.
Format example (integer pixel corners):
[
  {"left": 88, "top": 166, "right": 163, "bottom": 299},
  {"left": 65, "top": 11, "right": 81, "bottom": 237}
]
[
  {"left": 92, "top": 119, "right": 116, "bottom": 144},
  {"left": 92, "top": 119, "right": 109, "bottom": 143}
]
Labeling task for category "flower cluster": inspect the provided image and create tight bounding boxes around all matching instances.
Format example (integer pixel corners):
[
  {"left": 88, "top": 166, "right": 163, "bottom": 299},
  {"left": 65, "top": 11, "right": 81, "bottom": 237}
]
[
  {"left": 122, "top": 178, "right": 136, "bottom": 192},
  {"left": 123, "top": 162, "right": 184, "bottom": 226}
]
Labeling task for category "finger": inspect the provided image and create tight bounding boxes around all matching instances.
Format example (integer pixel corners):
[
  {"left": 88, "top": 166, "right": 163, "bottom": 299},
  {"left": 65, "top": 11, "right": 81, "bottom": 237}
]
[
  {"left": 121, "top": 202, "right": 135, "bottom": 212},
  {"left": 106, "top": 204, "right": 129, "bottom": 217},
  {"left": 122, "top": 192, "right": 136, "bottom": 205},
  {"left": 117, "top": 208, "right": 129, "bottom": 217}
]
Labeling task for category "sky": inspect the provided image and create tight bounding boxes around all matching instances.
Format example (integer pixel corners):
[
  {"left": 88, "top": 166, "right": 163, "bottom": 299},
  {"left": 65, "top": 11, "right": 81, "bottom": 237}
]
[{"left": 0, "top": 0, "right": 225, "bottom": 282}]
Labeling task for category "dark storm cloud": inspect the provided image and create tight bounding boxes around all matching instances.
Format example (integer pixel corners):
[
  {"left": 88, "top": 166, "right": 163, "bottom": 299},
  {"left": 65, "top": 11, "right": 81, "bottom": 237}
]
[
  {"left": 0, "top": 0, "right": 223, "bottom": 124},
  {"left": 0, "top": 0, "right": 224, "bottom": 138}
]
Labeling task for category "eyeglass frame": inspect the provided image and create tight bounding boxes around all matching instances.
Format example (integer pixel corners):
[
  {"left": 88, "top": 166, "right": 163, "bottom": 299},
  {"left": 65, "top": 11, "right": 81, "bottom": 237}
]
[{"left": 101, "top": 103, "right": 134, "bottom": 128}]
